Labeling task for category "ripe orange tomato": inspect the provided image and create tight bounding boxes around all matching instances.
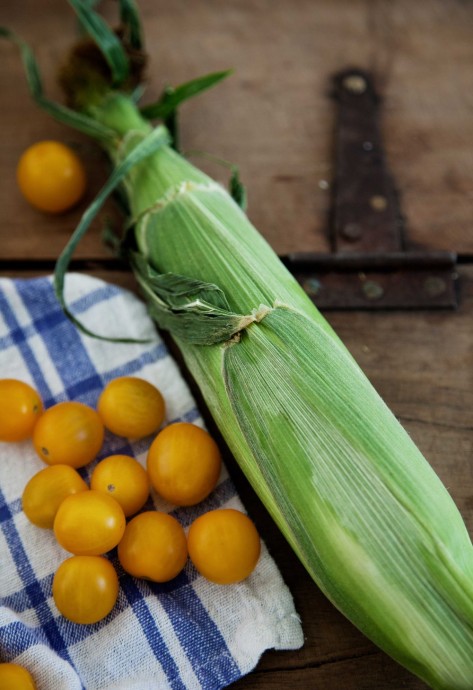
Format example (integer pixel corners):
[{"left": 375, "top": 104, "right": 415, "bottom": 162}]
[
  {"left": 97, "top": 376, "right": 165, "bottom": 439},
  {"left": 0, "top": 662, "right": 37, "bottom": 689},
  {"left": 91, "top": 454, "right": 150, "bottom": 517},
  {"left": 187, "top": 509, "right": 261, "bottom": 584},
  {"left": 22, "top": 464, "right": 88, "bottom": 529},
  {"left": 54, "top": 490, "right": 125, "bottom": 555},
  {"left": 33, "top": 401, "right": 104, "bottom": 468},
  {"left": 17, "top": 140, "right": 86, "bottom": 214},
  {"left": 52, "top": 555, "right": 119, "bottom": 624},
  {"left": 147, "top": 423, "right": 221, "bottom": 506},
  {"left": 0, "top": 379, "right": 43, "bottom": 442},
  {"left": 118, "top": 511, "right": 188, "bottom": 582}
]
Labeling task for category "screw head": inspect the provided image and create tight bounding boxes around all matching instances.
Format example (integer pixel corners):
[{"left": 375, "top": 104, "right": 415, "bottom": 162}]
[
  {"left": 303, "top": 277, "right": 322, "bottom": 296},
  {"left": 341, "top": 223, "right": 362, "bottom": 241},
  {"left": 342, "top": 74, "right": 367, "bottom": 94},
  {"left": 362, "top": 280, "right": 384, "bottom": 300},
  {"left": 424, "top": 276, "right": 447, "bottom": 297},
  {"left": 370, "top": 195, "right": 388, "bottom": 211}
]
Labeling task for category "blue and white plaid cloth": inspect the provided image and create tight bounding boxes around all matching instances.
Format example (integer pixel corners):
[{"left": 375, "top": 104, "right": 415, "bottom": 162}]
[{"left": 0, "top": 274, "right": 303, "bottom": 690}]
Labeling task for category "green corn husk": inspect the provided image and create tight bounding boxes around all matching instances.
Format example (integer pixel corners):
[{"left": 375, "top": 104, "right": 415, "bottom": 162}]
[
  {"left": 115, "top": 110, "right": 473, "bottom": 690},
  {"left": 4, "top": 5, "right": 473, "bottom": 688}
]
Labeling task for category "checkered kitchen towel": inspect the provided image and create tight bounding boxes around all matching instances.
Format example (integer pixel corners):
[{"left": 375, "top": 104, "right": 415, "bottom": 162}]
[{"left": 0, "top": 274, "right": 303, "bottom": 690}]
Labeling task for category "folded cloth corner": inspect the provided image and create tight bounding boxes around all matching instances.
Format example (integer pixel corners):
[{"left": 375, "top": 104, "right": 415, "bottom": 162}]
[{"left": 0, "top": 273, "right": 303, "bottom": 690}]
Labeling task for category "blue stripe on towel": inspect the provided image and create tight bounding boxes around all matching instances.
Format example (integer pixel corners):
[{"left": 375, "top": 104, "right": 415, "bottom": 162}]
[
  {"left": 120, "top": 576, "right": 190, "bottom": 690},
  {"left": 0, "top": 488, "right": 75, "bottom": 665},
  {"left": 0, "top": 275, "right": 249, "bottom": 690},
  {"left": 0, "top": 289, "right": 53, "bottom": 403}
]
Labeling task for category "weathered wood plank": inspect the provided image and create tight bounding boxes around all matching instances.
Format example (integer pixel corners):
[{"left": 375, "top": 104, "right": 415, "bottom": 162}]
[
  {"left": 1, "top": 0, "right": 472, "bottom": 259},
  {"left": 230, "top": 652, "right": 428, "bottom": 689}
]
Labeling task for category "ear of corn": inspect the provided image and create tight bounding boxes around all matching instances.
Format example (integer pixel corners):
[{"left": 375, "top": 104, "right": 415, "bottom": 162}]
[
  {"left": 129, "top": 164, "right": 473, "bottom": 689},
  {"left": 3, "top": 5, "right": 473, "bottom": 688}
]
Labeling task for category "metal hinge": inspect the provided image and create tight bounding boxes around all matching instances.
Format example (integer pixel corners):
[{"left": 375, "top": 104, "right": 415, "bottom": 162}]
[{"left": 285, "top": 68, "right": 458, "bottom": 310}]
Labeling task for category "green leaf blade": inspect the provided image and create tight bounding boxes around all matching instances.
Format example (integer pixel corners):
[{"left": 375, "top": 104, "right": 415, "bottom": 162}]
[
  {"left": 68, "top": 0, "right": 130, "bottom": 85},
  {"left": 0, "top": 27, "right": 118, "bottom": 142},
  {"left": 140, "top": 70, "right": 233, "bottom": 121},
  {"left": 229, "top": 166, "right": 247, "bottom": 211},
  {"left": 54, "top": 125, "right": 170, "bottom": 341},
  {"left": 130, "top": 253, "right": 246, "bottom": 345},
  {"left": 118, "top": 0, "right": 143, "bottom": 50}
]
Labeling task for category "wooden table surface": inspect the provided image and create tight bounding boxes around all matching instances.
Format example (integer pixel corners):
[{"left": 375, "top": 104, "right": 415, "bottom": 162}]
[{"left": 1, "top": 1, "right": 472, "bottom": 688}]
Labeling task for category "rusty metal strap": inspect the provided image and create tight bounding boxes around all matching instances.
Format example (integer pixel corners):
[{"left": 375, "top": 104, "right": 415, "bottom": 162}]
[
  {"left": 285, "top": 251, "right": 458, "bottom": 310},
  {"left": 284, "top": 68, "right": 458, "bottom": 310}
]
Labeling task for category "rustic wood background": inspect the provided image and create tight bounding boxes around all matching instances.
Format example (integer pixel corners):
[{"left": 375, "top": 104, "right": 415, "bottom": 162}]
[{"left": 1, "top": 1, "right": 472, "bottom": 688}]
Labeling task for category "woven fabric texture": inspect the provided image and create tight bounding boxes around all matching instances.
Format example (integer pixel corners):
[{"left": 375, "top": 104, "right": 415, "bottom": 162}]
[{"left": 0, "top": 274, "right": 303, "bottom": 690}]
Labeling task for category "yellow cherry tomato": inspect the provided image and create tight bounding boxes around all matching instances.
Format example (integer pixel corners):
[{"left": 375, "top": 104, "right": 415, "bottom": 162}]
[
  {"left": 187, "top": 509, "right": 261, "bottom": 584},
  {"left": 146, "top": 423, "right": 221, "bottom": 506},
  {"left": 0, "top": 379, "right": 43, "bottom": 442},
  {"left": 118, "top": 511, "right": 188, "bottom": 582},
  {"left": 33, "top": 401, "right": 104, "bottom": 468},
  {"left": 0, "top": 663, "right": 37, "bottom": 689},
  {"left": 22, "top": 464, "right": 88, "bottom": 529},
  {"left": 54, "top": 490, "right": 125, "bottom": 555},
  {"left": 52, "top": 555, "right": 119, "bottom": 624},
  {"left": 17, "top": 140, "right": 86, "bottom": 214},
  {"left": 91, "top": 454, "right": 150, "bottom": 517},
  {"left": 97, "top": 376, "right": 165, "bottom": 439}
]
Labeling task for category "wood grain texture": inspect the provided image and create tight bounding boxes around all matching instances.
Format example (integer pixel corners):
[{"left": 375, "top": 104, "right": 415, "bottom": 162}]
[
  {"left": 1, "top": 1, "right": 472, "bottom": 688},
  {"left": 1, "top": 0, "right": 473, "bottom": 258}
]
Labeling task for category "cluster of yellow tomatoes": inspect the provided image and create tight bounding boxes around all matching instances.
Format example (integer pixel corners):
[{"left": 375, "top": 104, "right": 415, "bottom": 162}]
[
  {"left": 0, "top": 377, "right": 261, "bottom": 631},
  {"left": 1, "top": 143, "right": 261, "bottom": 687}
]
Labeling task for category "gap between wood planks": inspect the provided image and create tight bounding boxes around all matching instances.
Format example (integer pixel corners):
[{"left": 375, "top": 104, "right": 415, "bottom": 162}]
[{"left": 2, "top": 252, "right": 472, "bottom": 272}]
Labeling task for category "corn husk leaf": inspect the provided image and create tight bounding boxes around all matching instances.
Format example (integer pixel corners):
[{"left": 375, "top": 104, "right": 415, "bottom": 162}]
[
  {"left": 118, "top": 0, "right": 143, "bottom": 50},
  {"left": 140, "top": 70, "right": 233, "bottom": 121},
  {"left": 68, "top": 0, "right": 130, "bottom": 85},
  {"left": 52, "top": 124, "right": 170, "bottom": 341},
  {"left": 130, "top": 253, "right": 253, "bottom": 345}
]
